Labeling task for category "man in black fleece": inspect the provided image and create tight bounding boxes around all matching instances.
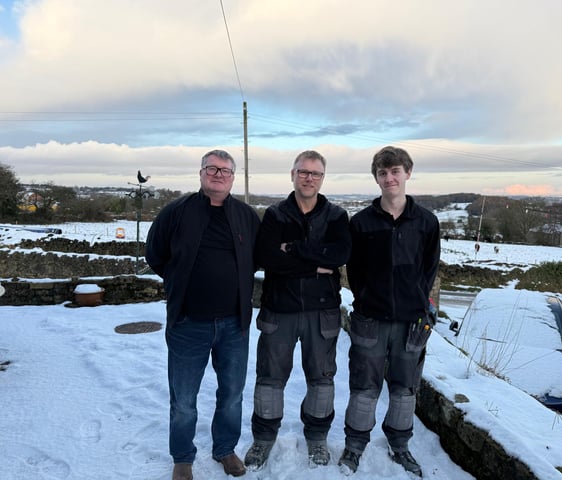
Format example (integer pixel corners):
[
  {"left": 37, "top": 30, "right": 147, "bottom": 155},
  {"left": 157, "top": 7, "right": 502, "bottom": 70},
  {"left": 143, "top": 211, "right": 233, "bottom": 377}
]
[
  {"left": 338, "top": 146, "right": 440, "bottom": 478},
  {"left": 244, "top": 150, "right": 351, "bottom": 471}
]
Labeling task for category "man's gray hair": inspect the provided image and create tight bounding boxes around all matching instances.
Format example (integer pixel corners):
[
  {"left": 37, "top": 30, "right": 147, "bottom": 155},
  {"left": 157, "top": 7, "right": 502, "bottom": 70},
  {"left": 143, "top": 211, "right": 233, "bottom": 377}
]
[
  {"left": 292, "top": 150, "right": 326, "bottom": 169},
  {"left": 201, "top": 149, "right": 236, "bottom": 172}
]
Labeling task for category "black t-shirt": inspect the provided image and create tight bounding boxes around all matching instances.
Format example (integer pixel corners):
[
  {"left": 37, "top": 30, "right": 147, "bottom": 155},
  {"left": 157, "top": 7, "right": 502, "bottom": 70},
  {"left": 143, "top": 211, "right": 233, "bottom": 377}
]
[{"left": 184, "top": 206, "right": 239, "bottom": 318}]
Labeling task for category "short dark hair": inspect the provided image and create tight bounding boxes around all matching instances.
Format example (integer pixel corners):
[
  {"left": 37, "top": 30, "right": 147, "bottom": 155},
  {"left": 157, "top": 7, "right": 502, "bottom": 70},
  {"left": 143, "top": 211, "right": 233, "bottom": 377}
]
[
  {"left": 371, "top": 146, "right": 413, "bottom": 178},
  {"left": 293, "top": 150, "right": 326, "bottom": 169},
  {"left": 201, "top": 149, "right": 236, "bottom": 172}
]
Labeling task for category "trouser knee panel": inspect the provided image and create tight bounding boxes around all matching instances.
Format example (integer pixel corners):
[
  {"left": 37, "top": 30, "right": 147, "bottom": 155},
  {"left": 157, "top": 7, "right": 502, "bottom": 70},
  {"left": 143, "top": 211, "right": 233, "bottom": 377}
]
[
  {"left": 302, "top": 383, "right": 334, "bottom": 419},
  {"left": 384, "top": 393, "right": 415, "bottom": 432},
  {"left": 254, "top": 384, "right": 284, "bottom": 419},
  {"left": 344, "top": 391, "right": 378, "bottom": 432}
]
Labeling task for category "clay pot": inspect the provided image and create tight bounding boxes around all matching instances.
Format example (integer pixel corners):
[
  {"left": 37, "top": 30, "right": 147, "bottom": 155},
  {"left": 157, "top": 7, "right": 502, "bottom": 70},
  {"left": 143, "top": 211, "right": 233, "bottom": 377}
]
[{"left": 73, "top": 284, "right": 105, "bottom": 307}]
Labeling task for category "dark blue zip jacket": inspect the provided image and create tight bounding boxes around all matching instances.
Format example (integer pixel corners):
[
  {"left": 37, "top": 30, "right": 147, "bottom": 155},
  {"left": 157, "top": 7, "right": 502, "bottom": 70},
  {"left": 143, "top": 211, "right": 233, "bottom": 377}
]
[
  {"left": 145, "top": 190, "right": 260, "bottom": 329},
  {"left": 257, "top": 192, "right": 351, "bottom": 313}
]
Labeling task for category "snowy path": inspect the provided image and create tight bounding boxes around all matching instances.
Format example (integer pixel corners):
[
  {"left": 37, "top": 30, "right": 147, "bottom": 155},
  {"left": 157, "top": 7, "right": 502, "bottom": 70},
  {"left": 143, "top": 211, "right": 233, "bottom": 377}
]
[{"left": 1, "top": 303, "right": 474, "bottom": 480}]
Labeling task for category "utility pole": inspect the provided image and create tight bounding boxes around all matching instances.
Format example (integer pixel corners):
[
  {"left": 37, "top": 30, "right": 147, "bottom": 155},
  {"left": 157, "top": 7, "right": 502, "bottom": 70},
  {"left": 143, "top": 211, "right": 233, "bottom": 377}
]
[
  {"left": 476, "top": 196, "right": 486, "bottom": 243},
  {"left": 243, "top": 101, "right": 249, "bottom": 204}
]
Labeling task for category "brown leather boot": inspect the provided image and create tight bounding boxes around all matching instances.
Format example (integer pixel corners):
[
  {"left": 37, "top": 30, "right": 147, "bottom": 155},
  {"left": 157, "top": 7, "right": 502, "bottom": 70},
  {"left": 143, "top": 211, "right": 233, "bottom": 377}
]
[
  {"left": 214, "top": 453, "right": 246, "bottom": 477},
  {"left": 172, "top": 463, "right": 193, "bottom": 480}
]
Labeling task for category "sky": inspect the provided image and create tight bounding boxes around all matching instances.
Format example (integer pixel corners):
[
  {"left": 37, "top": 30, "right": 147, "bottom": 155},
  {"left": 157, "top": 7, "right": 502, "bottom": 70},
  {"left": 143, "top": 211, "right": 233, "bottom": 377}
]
[
  {"left": 1, "top": 223, "right": 562, "bottom": 479},
  {"left": 0, "top": 0, "right": 562, "bottom": 197}
]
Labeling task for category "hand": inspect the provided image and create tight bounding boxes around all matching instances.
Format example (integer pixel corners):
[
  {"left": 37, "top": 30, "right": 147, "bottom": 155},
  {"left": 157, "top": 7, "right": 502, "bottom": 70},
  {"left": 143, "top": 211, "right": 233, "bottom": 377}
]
[{"left": 316, "top": 267, "right": 333, "bottom": 274}]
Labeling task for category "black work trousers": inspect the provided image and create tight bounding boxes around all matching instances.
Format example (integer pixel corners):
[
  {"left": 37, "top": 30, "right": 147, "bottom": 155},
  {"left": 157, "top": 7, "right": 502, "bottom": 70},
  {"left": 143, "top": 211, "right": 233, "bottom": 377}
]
[{"left": 251, "top": 307, "right": 341, "bottom": 442}]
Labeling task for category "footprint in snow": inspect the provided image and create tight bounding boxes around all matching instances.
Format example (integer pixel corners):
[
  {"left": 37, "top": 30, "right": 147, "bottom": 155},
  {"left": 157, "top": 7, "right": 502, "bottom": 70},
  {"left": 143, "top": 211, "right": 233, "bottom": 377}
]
[
  {"left": 79, "top": 419, "right": 101, "bottom": 444},
  {"left": 8, "top": 444, "right": 71, "bottom": 479}
]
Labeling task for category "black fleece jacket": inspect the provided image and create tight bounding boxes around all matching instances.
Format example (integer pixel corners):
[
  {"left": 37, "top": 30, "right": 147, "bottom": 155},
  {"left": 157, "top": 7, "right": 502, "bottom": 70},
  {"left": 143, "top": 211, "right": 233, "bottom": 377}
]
[
  {"left": 257, "top": 192, "right": 351, "bottom": 313},
  {"left": 347, "top": 195, "right": 440, "bottom": 322},
  {"left": 145, "top": 190, "right": 260, "bottom": 329}
]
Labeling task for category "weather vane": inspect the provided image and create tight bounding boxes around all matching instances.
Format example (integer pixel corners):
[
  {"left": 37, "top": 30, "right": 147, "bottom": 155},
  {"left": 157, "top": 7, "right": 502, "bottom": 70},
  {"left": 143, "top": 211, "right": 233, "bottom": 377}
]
[
  {"left": 128, "top": 170, "right": 154, "bottom": 273},
  {"left": 137, "top": 170, "right": 151, "bottom": 184}
]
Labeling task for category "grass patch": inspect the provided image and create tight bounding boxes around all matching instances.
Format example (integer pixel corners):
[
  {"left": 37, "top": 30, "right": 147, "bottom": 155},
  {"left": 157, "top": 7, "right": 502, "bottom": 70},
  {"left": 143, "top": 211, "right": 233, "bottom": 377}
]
[
  {"left": 439, "top": 262, "right": 562, "bottom": 292},
  {"left": 516, "top": 261, "right": 562, "bottom": 292}
]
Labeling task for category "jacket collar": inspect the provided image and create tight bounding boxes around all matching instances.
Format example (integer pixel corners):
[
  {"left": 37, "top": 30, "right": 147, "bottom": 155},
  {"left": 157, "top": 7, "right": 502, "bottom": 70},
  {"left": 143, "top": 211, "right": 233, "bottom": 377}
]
[
  {"left": 197, "top": 188, "right": 232, "bottom": 207},
  {"left": 286, "top": 191, "right": 327, "bottom": 215},
  {"left": 372, "top": 195, "right": 417, "bottom": 219}
]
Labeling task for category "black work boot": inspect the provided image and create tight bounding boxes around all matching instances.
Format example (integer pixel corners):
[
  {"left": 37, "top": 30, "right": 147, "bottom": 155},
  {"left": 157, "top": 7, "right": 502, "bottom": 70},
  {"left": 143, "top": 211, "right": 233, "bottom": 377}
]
[
  {"left": 244, "top": 440, "right": 274, "bottom": 471},
  {"left": 389, "top": 449, "right": 422, "bottom": 477},
  {"left": 306, "top": 440, "right": 330, "bottom": 467},
  {"left": 338, "top": 448, "right": 361, "bottom": 475}
]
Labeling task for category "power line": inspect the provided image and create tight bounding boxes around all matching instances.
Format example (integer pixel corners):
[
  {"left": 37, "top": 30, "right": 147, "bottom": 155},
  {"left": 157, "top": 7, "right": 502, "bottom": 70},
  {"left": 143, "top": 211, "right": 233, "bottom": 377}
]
[
  {"left": 0, "top": 111, "right": 239, "bottom": 115},
  {"left": 219, "top": 0, "right": 244, "bottom": 102},
  {"left": 0, "top": 111, "right": 239, "bottom": 122}
]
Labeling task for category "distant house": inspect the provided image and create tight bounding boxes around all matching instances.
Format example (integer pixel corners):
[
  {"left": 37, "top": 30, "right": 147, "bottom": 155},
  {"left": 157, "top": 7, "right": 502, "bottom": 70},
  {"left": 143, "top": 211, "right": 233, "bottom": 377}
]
[{"left": 18, "top": 191, "right": 59, "bottom": 213}]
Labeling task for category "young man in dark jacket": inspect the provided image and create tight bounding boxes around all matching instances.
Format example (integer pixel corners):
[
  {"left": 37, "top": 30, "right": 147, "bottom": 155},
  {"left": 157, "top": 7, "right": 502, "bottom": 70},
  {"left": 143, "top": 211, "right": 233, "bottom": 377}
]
[
  {"left": 145, "top": 150, "right": 260, "bottom": 480},
  {"left": 338, "top": 146, "right": 440, "bottom": 478},
  {"left": 244, "top": 150, "right": 351, "bottom": 472}
]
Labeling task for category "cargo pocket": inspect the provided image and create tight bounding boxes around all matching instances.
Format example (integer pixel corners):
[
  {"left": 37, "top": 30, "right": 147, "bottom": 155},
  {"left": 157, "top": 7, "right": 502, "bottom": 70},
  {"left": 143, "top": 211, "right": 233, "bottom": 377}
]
[
  {"left": 256, "top": 308, "right": 279, "bottom": 334},
  {"left": 320, "top": 308, "right": 341, "bottom": 339},
  {"left": 405, "top": 315, "right": 433, "bottom": 352},
  {"left": 349, "top": 311, "right": 379, "bottom": 348}
]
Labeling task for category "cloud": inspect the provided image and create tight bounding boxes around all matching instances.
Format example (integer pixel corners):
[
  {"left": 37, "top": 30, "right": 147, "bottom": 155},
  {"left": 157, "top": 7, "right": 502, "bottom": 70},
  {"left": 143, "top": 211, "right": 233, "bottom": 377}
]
[
  {"left": 504, "top": 184, "right": 558, "bottom": 197},
  {"left": 1, "top": 0, "right": 562, "bottom": 143},
  {"left": 2, "top": 140, "right": 561, "bottom": 197},
  {"left": 0, "top": 1, "right": 561, "bottom": 198}
]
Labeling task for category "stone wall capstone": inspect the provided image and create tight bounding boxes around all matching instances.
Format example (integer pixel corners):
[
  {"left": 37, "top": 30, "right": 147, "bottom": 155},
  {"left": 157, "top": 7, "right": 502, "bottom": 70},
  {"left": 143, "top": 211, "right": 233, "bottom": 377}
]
[{"left": 17, "top": 238, "right": 145, "bottom": 257}]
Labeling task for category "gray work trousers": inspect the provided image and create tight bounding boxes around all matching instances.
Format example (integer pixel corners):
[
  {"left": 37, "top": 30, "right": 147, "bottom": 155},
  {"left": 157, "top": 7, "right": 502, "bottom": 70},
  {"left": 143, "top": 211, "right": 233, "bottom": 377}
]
[
  {"left": 251, "top": 307, "right": 341, "bottom": 442},
  {"left": 343, "top": 313, "right": 428, "bottom": 453}
]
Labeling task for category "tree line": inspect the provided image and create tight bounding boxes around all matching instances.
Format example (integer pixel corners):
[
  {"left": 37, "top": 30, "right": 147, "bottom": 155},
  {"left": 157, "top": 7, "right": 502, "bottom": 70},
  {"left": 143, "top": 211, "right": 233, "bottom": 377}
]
[{"left": 1, "top": 162, "right": 560, "bottom": 246}]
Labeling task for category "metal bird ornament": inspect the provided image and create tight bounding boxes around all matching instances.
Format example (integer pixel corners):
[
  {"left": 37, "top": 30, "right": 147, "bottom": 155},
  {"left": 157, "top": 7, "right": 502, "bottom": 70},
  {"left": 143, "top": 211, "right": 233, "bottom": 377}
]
[{"left": 137, "top": 170, "right": 151, "bottom": 183}]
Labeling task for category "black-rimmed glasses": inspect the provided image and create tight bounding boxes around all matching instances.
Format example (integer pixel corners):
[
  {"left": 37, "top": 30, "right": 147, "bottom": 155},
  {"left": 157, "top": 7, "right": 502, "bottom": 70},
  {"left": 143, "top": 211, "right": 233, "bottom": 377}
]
[
  {"left": 202, "top": 165, "right": 234, "bottom": 177},
  {"left": 296, "top": 169, "right": 324, "bottom": 180}
]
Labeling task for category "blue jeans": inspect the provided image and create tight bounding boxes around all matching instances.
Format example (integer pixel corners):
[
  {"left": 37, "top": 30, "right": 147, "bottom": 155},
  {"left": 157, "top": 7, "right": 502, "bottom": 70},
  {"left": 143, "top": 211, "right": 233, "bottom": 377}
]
[{"left": 165, "top": 315, "right": 249, "bottom": 464}]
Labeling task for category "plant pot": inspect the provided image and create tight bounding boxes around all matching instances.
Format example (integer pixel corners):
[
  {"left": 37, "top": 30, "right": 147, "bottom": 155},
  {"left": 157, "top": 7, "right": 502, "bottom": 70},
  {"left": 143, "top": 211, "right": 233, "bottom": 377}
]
[{"left": 73, "top": 284, "right": 105, "bottom": 307}]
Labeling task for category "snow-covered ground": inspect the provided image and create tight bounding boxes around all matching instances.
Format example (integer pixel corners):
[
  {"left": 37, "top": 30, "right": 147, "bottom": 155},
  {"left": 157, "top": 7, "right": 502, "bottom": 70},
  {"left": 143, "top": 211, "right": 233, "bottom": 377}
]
[
  {"left": 435, "top": 289, "right": 562, "bottom": 400},
  {"left": 1, "top": 290, "right": 561, "bottom": 479},
  {"left": 2, "top": 219, "right": 561, "bottom": 274},
  {"left": 0, "top": 220, "right": 151, "bottom": 247},
  {"left": 434, "top": 202, "right": 470, "bottom": 237},
  {"left": 1, "top": 215, "right": 561, "bottom": 480}
]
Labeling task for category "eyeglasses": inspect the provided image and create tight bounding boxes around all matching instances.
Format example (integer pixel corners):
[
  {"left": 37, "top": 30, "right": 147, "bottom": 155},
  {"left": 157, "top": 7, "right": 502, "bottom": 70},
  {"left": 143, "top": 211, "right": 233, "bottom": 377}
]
[
  {"left": 296, "top": 169, "right": 324, "bottom": 180},
  {"left": 202, "top": 165, "right": 234, "bottom": 177}
]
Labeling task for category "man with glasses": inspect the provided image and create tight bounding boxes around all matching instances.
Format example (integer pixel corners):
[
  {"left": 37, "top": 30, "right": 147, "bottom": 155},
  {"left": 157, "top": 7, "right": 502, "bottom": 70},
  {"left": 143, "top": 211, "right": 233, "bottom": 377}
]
[
  {"left": 244, "top": 150, "right": 351, "bottom": 472},
  {"left": 146, "top": 150, "right": 260, "bottom": 480}
]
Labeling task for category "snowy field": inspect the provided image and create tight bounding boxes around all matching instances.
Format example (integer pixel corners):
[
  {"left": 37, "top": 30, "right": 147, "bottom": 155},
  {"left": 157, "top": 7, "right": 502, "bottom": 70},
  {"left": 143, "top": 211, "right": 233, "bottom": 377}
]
[{"left": 1, "top": 219, "right": 560, "bottom": 273}]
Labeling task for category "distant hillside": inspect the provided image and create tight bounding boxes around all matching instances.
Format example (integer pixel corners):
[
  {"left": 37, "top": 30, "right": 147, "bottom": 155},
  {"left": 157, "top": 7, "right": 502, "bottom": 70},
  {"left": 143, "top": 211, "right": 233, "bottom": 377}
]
[{"left": 413, "top": 193, "right": 480, "bottom": 211}]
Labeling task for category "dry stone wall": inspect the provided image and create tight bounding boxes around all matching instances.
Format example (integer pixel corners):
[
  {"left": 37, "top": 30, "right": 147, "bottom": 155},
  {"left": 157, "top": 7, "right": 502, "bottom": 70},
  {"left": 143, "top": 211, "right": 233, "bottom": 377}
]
[
  {"left": 0, "top": 276, "right": 164, "bottom": 306},
  {"left": 0, "top": 241, "right": 147, "bottom": 279},
  {"left": 0, "top": 249, "right": 144, "bottom": 278}
]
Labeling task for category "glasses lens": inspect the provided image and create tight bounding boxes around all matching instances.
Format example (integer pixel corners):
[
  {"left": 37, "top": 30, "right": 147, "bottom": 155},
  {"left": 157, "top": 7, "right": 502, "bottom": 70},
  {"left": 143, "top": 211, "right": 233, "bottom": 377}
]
[
  {"left": 205, "top": 166, "right": 233, "bottom": 177},
  {"left": 297, "top": 170, "right": 323, "bottom": 179}
]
